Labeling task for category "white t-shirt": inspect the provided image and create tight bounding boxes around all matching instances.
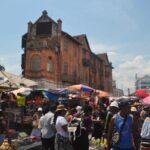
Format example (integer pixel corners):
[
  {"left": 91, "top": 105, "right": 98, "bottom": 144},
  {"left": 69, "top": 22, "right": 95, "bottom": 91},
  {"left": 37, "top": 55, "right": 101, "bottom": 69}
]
[
  {"left": 141, "top": 117, "right": 150, "bottom": 139},
  {"left": 39, "top": 111, "right": 55, "bottom": 138},
  {"left": 56, "top": 116, "right": 69, "bottom": 137}
]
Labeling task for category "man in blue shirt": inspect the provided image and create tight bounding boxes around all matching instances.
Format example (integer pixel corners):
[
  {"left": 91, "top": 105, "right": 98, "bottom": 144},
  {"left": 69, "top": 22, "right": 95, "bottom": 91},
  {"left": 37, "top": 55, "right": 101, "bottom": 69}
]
[{"left": 107, "top": 99, "right": 137, "bottom": 150}]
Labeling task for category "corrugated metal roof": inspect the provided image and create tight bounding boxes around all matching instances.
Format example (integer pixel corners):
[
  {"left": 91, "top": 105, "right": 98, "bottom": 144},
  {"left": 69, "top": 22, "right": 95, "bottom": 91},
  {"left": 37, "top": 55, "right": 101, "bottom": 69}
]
[{"left": 0, "top": 71, "right": 38, "bottom": 88}]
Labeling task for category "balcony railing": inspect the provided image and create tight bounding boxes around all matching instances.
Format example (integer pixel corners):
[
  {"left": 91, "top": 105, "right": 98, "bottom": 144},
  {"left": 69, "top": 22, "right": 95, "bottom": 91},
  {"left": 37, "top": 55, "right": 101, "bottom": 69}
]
[{"left": 82, "top": 58, "right": 90, "bottom": 67}]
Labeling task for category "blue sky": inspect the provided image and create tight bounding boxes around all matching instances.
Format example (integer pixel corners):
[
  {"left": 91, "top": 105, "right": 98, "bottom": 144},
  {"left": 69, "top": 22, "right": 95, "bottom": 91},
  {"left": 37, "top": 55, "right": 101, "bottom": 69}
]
[{"left": 0, "top": 0, "right": 150, "bottom": 93}]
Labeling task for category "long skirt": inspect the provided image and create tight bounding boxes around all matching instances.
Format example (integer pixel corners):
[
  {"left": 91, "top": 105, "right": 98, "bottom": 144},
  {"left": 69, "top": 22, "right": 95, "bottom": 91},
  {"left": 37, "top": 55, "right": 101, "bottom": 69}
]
[
  {"left": 55, "top": 134, "right": 73, "bottom": 150},
  {"left": 73, "top": 129, "right": 89, "bottom": 150}
]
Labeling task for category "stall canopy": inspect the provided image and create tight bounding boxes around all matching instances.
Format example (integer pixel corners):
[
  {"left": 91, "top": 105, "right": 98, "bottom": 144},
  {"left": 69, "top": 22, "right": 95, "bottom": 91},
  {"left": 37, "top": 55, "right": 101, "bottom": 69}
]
[
  {"left": 0, "top": 71, "right": 37, "bottom": 89},
  {"left": 26, "top": 90, "right": 59, "bottom": 101},
  {"left": 96, "top": 90, "right": 109, "bottom": 97},
  {"left": 43, "top": 90, "right": 59, "bottom": 101},
  {"left": 12, "top": 87, "right": 32, "bottom": 96},
  {"left": 142, "top": 96, "right": 150, "bottom": 105},
  {"left": 68, "top": 84, "right": 94, "bottom": 93},
  {"left": 56, "top": 88, "right": 73, "bottom": 95},
  {"left": 135, "top": 89, "right": 149, "bottom": 98}
]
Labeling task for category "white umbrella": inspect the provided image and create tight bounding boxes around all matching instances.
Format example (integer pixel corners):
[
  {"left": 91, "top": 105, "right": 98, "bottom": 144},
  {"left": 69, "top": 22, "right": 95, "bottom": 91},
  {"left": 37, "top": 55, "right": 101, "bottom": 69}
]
[{"left": 12, "top": 87, "right": 32, "bottom": 96}]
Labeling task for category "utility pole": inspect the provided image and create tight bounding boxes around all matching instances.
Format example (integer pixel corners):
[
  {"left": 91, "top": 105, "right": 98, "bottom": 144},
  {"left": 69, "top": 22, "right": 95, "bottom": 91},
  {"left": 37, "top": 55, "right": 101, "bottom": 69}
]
[{"left": 127, "top": 88, "right": 130, "bottom": 96}]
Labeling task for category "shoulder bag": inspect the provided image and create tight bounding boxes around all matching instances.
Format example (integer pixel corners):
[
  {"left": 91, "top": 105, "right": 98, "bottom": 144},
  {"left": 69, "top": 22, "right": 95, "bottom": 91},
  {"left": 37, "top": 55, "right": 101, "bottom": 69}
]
[{"left": 112, "top": 115, "right": 127, "bottom": 144}]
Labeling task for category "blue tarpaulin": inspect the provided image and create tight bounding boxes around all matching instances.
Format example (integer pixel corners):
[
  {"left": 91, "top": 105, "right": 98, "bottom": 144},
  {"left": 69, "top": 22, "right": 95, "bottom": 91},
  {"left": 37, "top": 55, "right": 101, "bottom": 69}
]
[
  {"left": 26, "top": 90, "right": 59, "bottom": 101},
  {"left": 42, "top": 91, "right": 59, "bottom": 101}
]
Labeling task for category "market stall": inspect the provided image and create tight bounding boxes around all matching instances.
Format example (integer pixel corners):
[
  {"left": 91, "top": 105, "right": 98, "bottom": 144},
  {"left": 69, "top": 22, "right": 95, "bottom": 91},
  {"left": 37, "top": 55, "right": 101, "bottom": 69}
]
[
  {"left": 0, "top": 71, "right": 37, "bottom": 91},
  {"left": 19, "top": 141, "right": 42, "bottom": 150}
]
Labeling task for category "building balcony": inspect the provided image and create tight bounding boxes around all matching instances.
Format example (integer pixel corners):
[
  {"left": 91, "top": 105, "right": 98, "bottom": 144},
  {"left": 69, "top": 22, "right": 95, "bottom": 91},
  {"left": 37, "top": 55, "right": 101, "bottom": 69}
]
[{"left": 82, "top": 58, "right": 90, "bottom": 67}]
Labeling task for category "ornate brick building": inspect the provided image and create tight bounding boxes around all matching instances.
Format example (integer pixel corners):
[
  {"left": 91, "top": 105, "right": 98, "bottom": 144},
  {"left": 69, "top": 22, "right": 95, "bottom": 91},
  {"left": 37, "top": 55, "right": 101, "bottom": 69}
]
[{"left": 21, "top": 11, "right": 113, "bottom": 93}]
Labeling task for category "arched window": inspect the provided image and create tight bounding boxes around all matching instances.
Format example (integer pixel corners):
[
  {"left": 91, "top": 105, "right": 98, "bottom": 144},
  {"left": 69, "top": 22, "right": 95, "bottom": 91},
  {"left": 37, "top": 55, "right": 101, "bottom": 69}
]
[
  {"left": 63, "top": 62, "right": 68, "bottom": 74},
  {"left": 47, "top": 59, "right": 53, "bottom": 72},
  {"left": 30, "top": 55, "right": 41, "bottom": 71}
]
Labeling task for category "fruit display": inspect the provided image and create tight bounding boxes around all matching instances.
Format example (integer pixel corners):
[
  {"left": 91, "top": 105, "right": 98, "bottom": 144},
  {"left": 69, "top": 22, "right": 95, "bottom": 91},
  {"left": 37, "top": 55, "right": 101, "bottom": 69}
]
[
  {"left": 0, "top": 131, "right": 39, "bottom": 150},
  {"left": 0, "top": 140, "right": 15, "bottom": 150},
  {"left": 90, "top": 137, "right": 107, "bottom": 150}
]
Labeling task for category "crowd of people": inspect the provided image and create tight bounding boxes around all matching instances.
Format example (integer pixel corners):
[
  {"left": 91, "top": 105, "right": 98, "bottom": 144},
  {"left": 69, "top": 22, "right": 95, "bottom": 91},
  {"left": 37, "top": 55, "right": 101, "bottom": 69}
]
[
  {"left": 0, "top": 92, "right": 150, "bottom": 150},
  {"left": 27, "top": 98, "right": 149, "bottom": 150}
]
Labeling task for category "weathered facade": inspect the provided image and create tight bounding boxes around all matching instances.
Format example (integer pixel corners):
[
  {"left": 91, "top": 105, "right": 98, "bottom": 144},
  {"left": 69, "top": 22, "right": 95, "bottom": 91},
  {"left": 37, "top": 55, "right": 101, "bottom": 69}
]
[
  {"left": 22, "top": 11, "right": 113, "bottom": 93},
  {"left": 112, "top": 81, "right": 124, "bottom": 97},
  {"left": 135, "top": 75, "right": 150, "bottom": 90}
]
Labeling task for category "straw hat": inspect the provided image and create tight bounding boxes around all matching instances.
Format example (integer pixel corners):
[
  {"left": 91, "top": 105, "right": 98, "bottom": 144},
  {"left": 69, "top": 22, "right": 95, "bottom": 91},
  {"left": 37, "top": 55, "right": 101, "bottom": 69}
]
[
  {"left": 56, "top": 105, "right": 67, "bottom": 112},
  {"left": 131, "top": 107, "right": 137, "bottom": 112}
]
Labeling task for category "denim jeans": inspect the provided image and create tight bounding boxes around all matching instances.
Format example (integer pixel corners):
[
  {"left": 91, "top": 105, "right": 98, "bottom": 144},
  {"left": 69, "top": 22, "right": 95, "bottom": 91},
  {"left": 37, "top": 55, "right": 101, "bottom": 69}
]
[{"left": 111, "top": 147, "right": 133, "bottom": 150}]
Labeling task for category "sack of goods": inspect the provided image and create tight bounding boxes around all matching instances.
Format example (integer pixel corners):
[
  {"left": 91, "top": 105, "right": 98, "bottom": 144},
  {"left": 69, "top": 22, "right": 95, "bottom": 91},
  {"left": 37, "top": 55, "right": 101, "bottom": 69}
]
[{"left": 0, "top": 140, "right": 15, "bottom": 150}]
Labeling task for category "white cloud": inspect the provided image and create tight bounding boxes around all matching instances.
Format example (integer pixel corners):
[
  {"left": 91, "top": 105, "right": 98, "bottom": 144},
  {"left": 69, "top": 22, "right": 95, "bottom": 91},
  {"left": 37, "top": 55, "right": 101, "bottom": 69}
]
[
  {"left": 114, "top": 55, "right": 150, "bottom": 94},
  {"left": 90, "top": 40, "right": 150, "bottom": 94},
  {"left": 90, "top": 41, "right": 122, "bottom": 64}
]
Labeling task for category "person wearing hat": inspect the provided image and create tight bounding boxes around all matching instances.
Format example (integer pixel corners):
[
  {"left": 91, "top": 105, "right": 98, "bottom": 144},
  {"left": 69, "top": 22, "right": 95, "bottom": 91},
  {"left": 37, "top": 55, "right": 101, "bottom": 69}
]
[
  {"left": 32, "top": 107, "right": 43, "bottom": 129},
  {"left": 55, "top": 105, "right": 72, "bottom": 150},
  {"left": 104, "top": 101, "right": 119, "bottom": 135},
  {"left": 73, "top": 105, "right": 93, "bottom": 150},
  {"left": 33, "top": 107, "right": 43, "bottom": 120},
  {"left": 107, "top": 99, "right": 137, "bottom": 150},
  {"left": 73, "top": 106, "right": 83, "bottom": 118},
  {"left": 75, "top": 106, "right": 83, "bottom": 116}
]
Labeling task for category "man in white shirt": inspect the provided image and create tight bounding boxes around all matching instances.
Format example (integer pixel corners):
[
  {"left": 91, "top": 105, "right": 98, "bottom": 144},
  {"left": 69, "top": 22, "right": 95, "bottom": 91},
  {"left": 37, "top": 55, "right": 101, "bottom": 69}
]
[{"left": 39, "top": 106, "right": 55, "bottom": 150}]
